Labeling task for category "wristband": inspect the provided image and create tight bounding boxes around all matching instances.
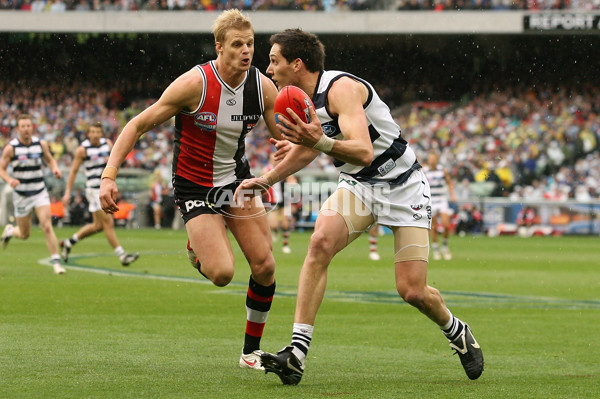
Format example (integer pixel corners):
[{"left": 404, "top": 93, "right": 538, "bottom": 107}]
[
  {"left": 312, "top": 135, "right": 335, "bottom": 154},
  {"left": 260, "top": 169, "right": 280, "bottom": 187},
  {"left": 101, "top": 165, "right": 118, "bottom": 181}
]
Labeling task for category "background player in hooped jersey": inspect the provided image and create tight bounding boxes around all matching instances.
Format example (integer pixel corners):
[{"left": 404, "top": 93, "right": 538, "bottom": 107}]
[
  {"left": 60, "top": 122, "right": 139, "bottom": 266},
  {"left": 236, "top": 29, "right": 483, "bottom": 385},
  {"left": 264, "top": 152, "right": 294, "bottom": 254},
  {"left": 99, "top": 10, "right": 284, "bottom": 371},
  {"left": 423, "top": 151, "right": 456, "bottom": 260},
  {"left": 0, "top": 114, "right": 66, "bottom": 274}
]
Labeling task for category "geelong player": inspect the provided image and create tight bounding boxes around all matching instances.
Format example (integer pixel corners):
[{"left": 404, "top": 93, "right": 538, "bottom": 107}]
[
  {"left": 237, "top": 29, "right": 483, "bottom": 384},
  {"left": 99, "top": 10, "right": 282, "bottom": 370},
  {"left": 423, "top": 152, "right": 456, "bottom": 260},
  {"left": 60, "top": 122, "right": 139, "bottom": 266},
  {"left": 0, "top": 114, "right": 66, "bottom": 274}
]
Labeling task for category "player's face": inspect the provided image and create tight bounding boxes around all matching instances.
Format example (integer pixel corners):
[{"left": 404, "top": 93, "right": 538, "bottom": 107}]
[
  {"left": 87, "top": 126, "right": 103, "bottom": 145},
  {"left": 17, "top": 118, "right": 33, "bottom": 142},
  {"left": 218, "top": 28, "right": 254, "bottom": 72},
  {"left": 266, "top": 44, "right": 296, "bottom": 91}
]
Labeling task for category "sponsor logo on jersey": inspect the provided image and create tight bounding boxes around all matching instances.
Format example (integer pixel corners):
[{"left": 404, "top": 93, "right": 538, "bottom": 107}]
[
  {"left": 413, "top": 214, "right": 422, "bottom": 220},
  {"left": 411, "top": 204, "right": 423, "bottom": 211},
  {"left": 194, "top": 112, "right": 217, "bottom": 131},
  {"left": 226, "top": 99, "right": 236, "bottom": 106},
  {"left": 231, "top": 114, "right": 261, "bottom": 122},
  {"left": 378, "top": 159, "right": 396, "bottom": 177}
]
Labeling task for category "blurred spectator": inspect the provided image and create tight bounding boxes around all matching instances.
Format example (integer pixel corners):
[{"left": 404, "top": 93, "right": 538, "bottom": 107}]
[
  {"left": 114, "top": 193, "right": 137, "bottom": 228},
  {"left": 69, "top": 188, "right": 89, "bottom": 225},
  {"left": 50, "top": 194, "right": 66, "bottom": 226},
  {"left": 516, "top": 206, "right": 536, "bottom": 227}
]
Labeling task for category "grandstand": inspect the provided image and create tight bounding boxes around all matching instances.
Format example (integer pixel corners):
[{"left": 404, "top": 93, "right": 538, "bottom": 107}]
[{"left": 1, "top": 9, "right": 599, "bottom": 233}]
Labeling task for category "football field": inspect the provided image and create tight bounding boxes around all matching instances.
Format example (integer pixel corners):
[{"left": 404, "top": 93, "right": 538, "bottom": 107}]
[{"left": 1, "top": 227, "right": 598, "bottom": 398}]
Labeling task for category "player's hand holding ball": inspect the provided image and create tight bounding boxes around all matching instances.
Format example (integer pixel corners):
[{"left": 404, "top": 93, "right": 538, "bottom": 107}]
[{"left": 274, "top": 86, "right": 323, "bottom": 148}]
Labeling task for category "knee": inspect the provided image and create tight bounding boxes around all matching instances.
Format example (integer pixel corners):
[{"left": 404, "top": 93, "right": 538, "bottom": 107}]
[
  {"left": 397, "top": 285, "right": 427, "bottom": 310},
  {"left": 308, "top": 230, "right": 337, "bottom": 259},
  {"left": 20, "top": 230, "right": 30, "bottom": 240},
  {"left": 250, "top": 254, "right": 275, "bottom": 282},
  {"left": 212, "top": 272, "right": 233, "bottom": 287}
]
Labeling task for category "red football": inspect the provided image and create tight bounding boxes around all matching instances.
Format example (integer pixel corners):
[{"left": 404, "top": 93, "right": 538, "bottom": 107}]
[{"left": 274, "top": 85, "right": 314, "bottom": 125}]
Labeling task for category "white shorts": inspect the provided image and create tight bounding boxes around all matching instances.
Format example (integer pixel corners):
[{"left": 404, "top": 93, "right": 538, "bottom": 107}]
[
  {"left": 431, "top": 196, "right": 453, "bottom": 216},
  {"left": 85, "top": 188, "right": 102, "bottom": 213},
  {"left": 13, "top": 189, "right": 50, "bottom": 218},
  {"left": 336, "top": 169, "right": 432, "bottom": 229}
]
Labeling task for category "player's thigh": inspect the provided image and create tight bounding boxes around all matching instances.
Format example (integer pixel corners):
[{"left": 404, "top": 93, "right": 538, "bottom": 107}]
[
  {"left": 225, "top": 200, "right": 273, "bottom": 267},
  {"left": 391, "top": 226, "right": 429, "bottom": 288},
  {"left": 186, "top": 213, "right": 234, "bottom": 267},
  {"left": 34, "top": 204, "right": 53, "bottom": 227},
  {"left": 321, "top": 187, "right": 374, "bottom": 246}
]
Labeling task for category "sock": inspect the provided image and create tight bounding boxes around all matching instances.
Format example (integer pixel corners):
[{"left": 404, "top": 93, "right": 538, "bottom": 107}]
[
  {"left": 432, "top": 242, "right": 439, "bottom": 251},
  {"left": 4, "top": 224, "right": 14, "bottom": 237},
  {"left": 243, "top": 276, "right": 275, "bottom": 355},
  {"left": 441, "top": 311, "right": 465, "bottom": 341},
  {"left": 369, "top": 235, "right": 377, "bottom": 253},
  {"left": 291, "top": 323, "right": 313, "bottom": 364},
  {"left": 442, "top": 238, "right": 448, "bottom": 248},
  {"left": 282, "top": 229, "right": 290, "bottom": 247},
  {"left": 51, "top": 254, "right": 61, "bottom": 265},
  {"left": 68, "top": 233, "right": 80, "bottom": 247},
  {"left": 115, "top": 246, "right": 125, "bottom": 257}
]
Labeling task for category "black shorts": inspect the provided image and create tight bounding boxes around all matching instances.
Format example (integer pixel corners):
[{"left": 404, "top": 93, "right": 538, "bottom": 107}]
[{"left": 173, "top": 174, "right": 252, "bottom": 223}]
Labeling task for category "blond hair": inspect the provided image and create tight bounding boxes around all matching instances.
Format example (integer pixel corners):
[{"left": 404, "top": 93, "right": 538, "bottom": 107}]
[{"left": 212, "top": 9, "right": 254, "bottom": 45}]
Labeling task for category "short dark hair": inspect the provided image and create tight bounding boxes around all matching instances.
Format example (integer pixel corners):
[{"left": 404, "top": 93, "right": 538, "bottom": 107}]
[
  {"left": 88, "top": 122, "right": 103, "bottom": 132},
  {"left": 269, "top": 29, "right": 325, "bottom": 73},
  {"left": 17, "top": 114, "right": 32, "bottom": 122}
]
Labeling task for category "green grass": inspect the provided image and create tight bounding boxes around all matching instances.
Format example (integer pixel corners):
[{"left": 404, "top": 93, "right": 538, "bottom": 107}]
[{"left": 1, "top": 228, "right": 598, "bottom": 398}]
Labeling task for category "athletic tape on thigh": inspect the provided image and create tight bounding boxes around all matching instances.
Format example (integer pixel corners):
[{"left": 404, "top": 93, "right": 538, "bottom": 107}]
[
  {"left": 393, "top": 226, "right": 430, "bottom": 263},
  {"left": 320, "top": 188, "right": 374, "bottom": 240}
]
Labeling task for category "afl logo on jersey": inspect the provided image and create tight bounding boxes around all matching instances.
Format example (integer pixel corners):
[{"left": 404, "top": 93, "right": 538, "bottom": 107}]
[{"left": 194, "top": 112, "right": 217, "bottom": 131}]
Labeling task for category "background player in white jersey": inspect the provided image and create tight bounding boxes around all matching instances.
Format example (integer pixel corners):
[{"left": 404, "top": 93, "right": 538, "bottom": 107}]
[
  {"left": 236, "top": 28, "right": 483, "bottom": 384},
  {"left": 60, "top": 123, "right": 139, "bottom": 266},
  {"left": 423, "top": 152, "right": 456, "bottom": 260},
  {"left": 0, "top": 114, "right": 66, "bottom": 274},
  {"left": 99, "top": 10, "right": 283, "bottom": 371}
]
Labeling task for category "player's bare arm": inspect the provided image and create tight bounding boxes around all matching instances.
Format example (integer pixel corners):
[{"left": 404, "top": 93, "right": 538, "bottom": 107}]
[
  {"left": 0, "top": 145, "right": 19, "bottom": 188},
  {"left": 325, "top": 77, "right": 373, "bottom": 166},
  {"left": 444, "top": 168, "right": 456, "bottom": 202},
  {"left": 100, "top": 68, "right": 203, "bottom": 213},
  {"left": 40, "top": 140, "right": 62, "bottom": 179},
  {"left": 62, "top": 145, "right": 86, "bottom": 205},
  {"left": 260, "top": 74, "right": 284, "bottom": 141}
]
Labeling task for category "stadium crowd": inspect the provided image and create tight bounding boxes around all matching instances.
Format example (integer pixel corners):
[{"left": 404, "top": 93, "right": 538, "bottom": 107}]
[
  {"left": 2, "top": 80, "right": 598, "bottom": 206},
  {"left": 1, "top": 0, "right": 599, "bottom": 11}
]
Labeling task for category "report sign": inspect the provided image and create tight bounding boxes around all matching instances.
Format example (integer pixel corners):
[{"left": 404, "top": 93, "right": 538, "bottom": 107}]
[{"left": 524, "top": 13, "right": 600, "bottom": 31}]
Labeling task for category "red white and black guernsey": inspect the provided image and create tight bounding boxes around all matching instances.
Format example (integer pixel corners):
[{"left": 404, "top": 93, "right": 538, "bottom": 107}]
[{"left": 173, "top": 61, "right": 264, "bottom": 188}]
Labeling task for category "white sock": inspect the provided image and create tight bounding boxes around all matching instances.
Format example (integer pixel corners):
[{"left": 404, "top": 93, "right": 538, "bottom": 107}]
[
  {"left": 291, "top": 323, "right": 314, "bottom": 364},
  {"left": 115, "top": 246, "right": 125, "bottom": 257}
]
